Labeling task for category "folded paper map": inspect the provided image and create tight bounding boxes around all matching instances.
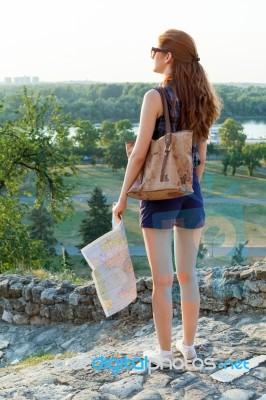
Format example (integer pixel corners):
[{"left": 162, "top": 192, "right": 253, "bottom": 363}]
[{"left": 81, "top": 217, "right": 137, "bottom": 317}]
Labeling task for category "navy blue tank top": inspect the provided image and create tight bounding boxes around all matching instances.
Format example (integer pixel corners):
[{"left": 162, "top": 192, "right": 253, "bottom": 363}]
[{"left": 153, "top": 85, "right": 201, "bottom": 169}]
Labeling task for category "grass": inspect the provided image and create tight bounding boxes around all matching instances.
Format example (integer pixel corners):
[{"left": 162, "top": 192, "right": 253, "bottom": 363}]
[
  {"left": 54, "top": 205, "right": 85, "bottom": 246},
  {"left": 14, "top": 161, "right": 266, "bottom": 281},
  {"left": 6, "top": 253, "right": 264, "bottom": 283},
  {"left": 19, "top": 159, "right": 266, "bottom": 201},
  {"left": 5, "top": 263, "right": 90, "bottom": 285},
  {"left": 201, "top": 161, "right": 266, "bottom": 199},
  {"left": 122, "top": 203, "right": 143, "bottom": 246},
  {"left": 4, "top": 255, "right": 149, "bottom": 281},
  {"left": 61, "top": 164, "right": 126, "bottom": 198},
  {"left": 203, "top": 203, "right": 266, "bottom": 247},
  {"left": 69, "top": 161, "right": 266, "bottom": 200},
  {"left": 54, "top": 161, "right": 266, "bottom": 264},
  {"left": 1, "top": 350, "right": 77, "bottom": 373}
]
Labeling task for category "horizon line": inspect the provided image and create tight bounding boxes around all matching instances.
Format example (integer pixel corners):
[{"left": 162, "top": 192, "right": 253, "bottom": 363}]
[{"left": 0, "top": 80, "right": 266, "bottom": 86}]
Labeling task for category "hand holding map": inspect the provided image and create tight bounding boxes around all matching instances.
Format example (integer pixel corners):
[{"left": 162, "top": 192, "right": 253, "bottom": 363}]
[{"left": 81, "top": 217, "right": 137, "bottom": 317}]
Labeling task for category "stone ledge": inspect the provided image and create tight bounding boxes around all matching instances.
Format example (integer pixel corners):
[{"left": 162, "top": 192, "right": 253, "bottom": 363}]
[{"left": 0, "top": 261, "right": 265, "bottom": 325}]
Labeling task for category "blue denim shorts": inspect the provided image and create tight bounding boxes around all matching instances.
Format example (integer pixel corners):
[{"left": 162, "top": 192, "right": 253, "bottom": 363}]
[{"left": 139, "top": 168, "right": 205, "bottom": 229}]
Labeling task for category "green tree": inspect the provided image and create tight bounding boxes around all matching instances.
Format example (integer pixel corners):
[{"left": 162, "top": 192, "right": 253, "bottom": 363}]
[
  {"left": 196, "top": 242, "right": 208, "bottom": 267},
  {"left": 0, "top": 197, "right": 46, "bottom": 271},
  {"left": 231, "top": 240, "right": 249, "bottom": 266},
  {"left": 228, "top": 149, "right": 243, "bottom": 176},
  {"left": 242, "top": 144, "right": 262, "bottom": 176},
  {"left": 98, "top": 121, "right": 116, "bottom": 147},
  {"left": 79, "top": 186, "right": 112, "bottom": 248},
  {"left": 55, "top": 131, "right": 75, "bottom": 160},
  {"left": 28, "top": 206, "right": 57, "bottom": 256},
  {"left": 1, "top": 83, "right": 266, "bottom": 122},
  {"left": 222, "top": 153, "right": 231, "bottom": 176},
  {"left": 115, "top": 119, "right": 134, "bottom": 134},
  {"left": 74, "top": 119, "right": 99, "bottom": 158},
  {"left": 104, "top": 119, "right": 135, "bottom": 171},
  {"left": 0, "top": 86, "right": 76, "bottom": 219},
  {"left": 0, "top": 87, "right": 76, "bottom": 270},
  {"left": 98, "top": 84, "right": 123, "bottom": 99},
  {"left": 259, "top": 143, "right": 266, "bottom": 163},
  {"left": 218, "top": 118, "right": 246, "bottom": 150}
]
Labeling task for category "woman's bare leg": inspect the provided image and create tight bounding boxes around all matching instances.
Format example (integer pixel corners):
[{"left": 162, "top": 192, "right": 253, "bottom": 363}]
[
  {"left": 174, "top": 226, "right": 202, "bottom": 346},
  {"left": 142, "top": 228, "right": 174, "bottom": 351}
]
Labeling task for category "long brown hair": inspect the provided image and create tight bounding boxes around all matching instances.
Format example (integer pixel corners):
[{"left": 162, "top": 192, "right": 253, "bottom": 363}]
[{"left": 159, "top": 29, "right": 222, "bottom": 143}]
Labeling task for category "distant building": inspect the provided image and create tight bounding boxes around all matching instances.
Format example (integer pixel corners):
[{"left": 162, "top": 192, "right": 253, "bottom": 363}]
[
  {"left": 12, "top": 76, "right": 40, "bottom": 85},
  {"left": 14, "top": 77, "right": 26, "bottom": 85}
]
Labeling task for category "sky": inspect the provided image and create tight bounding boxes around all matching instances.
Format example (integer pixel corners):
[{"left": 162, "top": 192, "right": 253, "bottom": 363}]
[{"left": 1, "top": 0, "right": 265, "bottom": 84}]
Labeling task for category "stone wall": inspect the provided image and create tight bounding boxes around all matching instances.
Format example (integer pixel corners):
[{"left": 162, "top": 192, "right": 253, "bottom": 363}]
[{"left": 0, "top": 261, "right": 265, "bottom": 325}]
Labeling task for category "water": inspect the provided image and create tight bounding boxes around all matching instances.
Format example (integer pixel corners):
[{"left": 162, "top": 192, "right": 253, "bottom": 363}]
[
  {"left": 69, "top": 119, "right": 266, "bottom": 144},
  {"left": 132, "top": 119, "right": 266, "bottom": 143},
  {"left": 240, "top": 120, "right": 266, "bottom": 140}
]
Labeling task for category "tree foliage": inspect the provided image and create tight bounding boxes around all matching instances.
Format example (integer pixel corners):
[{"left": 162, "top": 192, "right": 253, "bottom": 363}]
[
  {"left": 1, "top": 83, "right": 266, "bottom": 123},
  {"left": 0, "top": 87, "right": 76, "bottom": 270},
  {"left": 79, "top": 186, "right": 112, "bottom": 248},
  {"left": 218, "top": 118, "right": 246, "bottom": 150},
  {"left": 196, "top": 242, "right": 208, "bottom": 267},
  {"left": 227, "top": 149, "right": 243, "bottom": 176},
  {"left": 103, "top": 119, "right": 136, "bottom": 171},
  {"left": 99, "top": 121, "right": 116, "bottom": 147},
  {"left": 231, "top": 240, "right": 249, "bottom": 266},
  {"left": 0, "top": 198, "right": 46, "bottom": 271},
  {"left": 74, "top": 119, "right": 99, "bottom": 157},
  {"left": 28, "top": 206, "right": 57, "bottom": 256},
  {"left": 0, "top": 86, "right": 77, "bottom": 219},
  {"left": 219, "top": 122, "right": 266, "bottom": 176},
  {"left": 242, "top": 143, "right": 265, "bottom": 176}
]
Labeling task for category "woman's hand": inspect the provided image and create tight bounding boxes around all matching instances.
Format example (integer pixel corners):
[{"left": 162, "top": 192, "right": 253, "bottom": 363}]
[{"left": 112, "top": 197, "right": 127, "bottom": 224}]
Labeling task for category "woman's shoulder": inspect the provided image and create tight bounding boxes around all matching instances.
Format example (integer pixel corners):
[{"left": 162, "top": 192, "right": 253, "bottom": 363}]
[
  {"left": 143, "top": 88, "right": 161, "bottom": 103},
  {"left": 151, "top": 85, "right": 176, "bottom": 103},
  {"left": 151, "top": 85, "right": 171, "bottom": 94},
  {"left": 145, "top": 87, "right": 161, "bottom": 96}
]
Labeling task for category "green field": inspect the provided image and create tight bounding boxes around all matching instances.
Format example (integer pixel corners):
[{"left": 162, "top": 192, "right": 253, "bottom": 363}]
[
  {"left": 67, "top": 161, "right": 266, "bottom": 199},
  {"left": 51, "top": 161, "right": 266, "bottom": 279},
  {"left": 55, "top": 161, "right": 266, "bottom": 249},
  {"left": 201, "top": 161, "right": 266, "bottom": 199},
  {"left": 17, "top": 160, "right": 266, "bottom": 281}
]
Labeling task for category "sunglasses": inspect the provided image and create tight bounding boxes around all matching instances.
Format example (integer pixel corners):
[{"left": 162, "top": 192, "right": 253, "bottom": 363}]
[{"left": 151, "top": 47, "right": 169, "bottom": 59}]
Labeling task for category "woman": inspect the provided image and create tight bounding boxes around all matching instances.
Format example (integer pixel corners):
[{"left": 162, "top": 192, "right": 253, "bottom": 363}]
[{"left": 113, "top": 29, "right": 221, "bottom": 367}]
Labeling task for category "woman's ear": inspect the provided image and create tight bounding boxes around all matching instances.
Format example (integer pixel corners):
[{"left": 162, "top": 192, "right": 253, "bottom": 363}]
[{"left": 165, "top": 52, "right": 173, "bottom": 64}]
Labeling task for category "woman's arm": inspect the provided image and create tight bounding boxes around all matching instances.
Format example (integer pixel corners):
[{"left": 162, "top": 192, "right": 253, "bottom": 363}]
[
  {"left": 196, "top": 139, "right": 208, "bottom": 182},
  {"left": 118, "top": 90, "right": 162, "bottom": 199},
  {"left": 113, "top": 89, "right": 163, "bottom": 221}
]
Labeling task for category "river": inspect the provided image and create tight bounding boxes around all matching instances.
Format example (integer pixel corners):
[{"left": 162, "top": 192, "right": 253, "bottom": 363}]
[
  {"left": 132, "top": 119, "right": 266, "bottom": 143},
  {"left": 69, "top": 118, "right": 266, "bottom": 144}
]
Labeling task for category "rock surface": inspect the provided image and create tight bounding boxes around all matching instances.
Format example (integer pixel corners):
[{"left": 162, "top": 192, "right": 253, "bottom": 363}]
[
  {"left": 0, "top": 312, "right": 265, "bottom": 399},
  {"left": 0, "top": 262, "right": 265, "bottom": 399}
]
